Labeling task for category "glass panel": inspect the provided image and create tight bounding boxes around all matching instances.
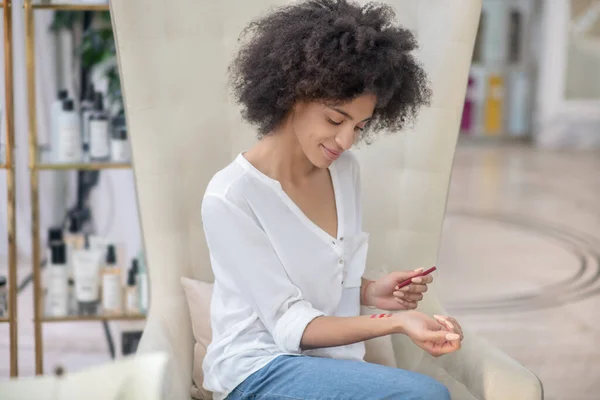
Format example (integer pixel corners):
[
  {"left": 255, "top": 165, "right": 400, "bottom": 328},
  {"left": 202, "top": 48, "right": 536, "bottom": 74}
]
[{"left": 564, "top": 0, "right": 600, "bottom": 100}]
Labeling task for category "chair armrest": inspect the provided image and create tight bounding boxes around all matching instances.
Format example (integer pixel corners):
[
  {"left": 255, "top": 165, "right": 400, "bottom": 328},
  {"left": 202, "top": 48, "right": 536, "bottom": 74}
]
[
  {"left": 428, "top": 333, "right": 543, "bottom": 400},
  {"left": 392, "top": 288, "right": 543, "bottom": 400}
]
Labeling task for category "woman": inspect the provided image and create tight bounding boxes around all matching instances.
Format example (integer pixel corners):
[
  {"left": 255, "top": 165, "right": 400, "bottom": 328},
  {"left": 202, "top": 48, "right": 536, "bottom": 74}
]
[{"left": 201, "top": 1, "right": 464, "bottom": 399}]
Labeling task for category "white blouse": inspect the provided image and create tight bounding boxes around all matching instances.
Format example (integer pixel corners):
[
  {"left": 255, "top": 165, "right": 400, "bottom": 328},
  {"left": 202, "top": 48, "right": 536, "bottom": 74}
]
[{"left": 201, "top": 151, "right": 370, "bottom": 399}]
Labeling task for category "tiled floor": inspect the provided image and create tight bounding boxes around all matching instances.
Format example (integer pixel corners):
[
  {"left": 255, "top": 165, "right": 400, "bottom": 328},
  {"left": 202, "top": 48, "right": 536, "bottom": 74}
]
[
  {"left": 437, "top": 141, "right": 600, "bottom": 400},
  {"left": 1, "top": 142, "right": 599, "bottom": 400}
]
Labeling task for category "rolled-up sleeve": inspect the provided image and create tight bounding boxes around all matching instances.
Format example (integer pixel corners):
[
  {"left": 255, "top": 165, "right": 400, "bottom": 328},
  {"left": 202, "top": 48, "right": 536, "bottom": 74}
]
[{"left": 201, "top": 194, "right": 324, "bottom": 354}]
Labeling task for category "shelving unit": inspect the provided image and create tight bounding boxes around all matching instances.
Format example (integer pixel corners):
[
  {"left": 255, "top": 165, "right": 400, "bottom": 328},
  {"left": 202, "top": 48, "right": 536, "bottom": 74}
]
[
  {"left": 459, "top": 0, "right": 540, "bottom": 140},
  {"left": 2, "top": 0, "right": 18, "bottom": 378},
  {"left": 24, "top": 0, "right": 141, "bottom": 375}
]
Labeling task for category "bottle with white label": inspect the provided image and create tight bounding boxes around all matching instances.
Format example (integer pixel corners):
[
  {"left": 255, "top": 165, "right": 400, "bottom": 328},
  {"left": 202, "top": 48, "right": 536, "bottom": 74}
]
[
  {"left": 89, "top": 92, "right": 110, "bottom": 161},
  {"left": 47, "top": 243, "right": 69, "bottom": 317},
  {"left": 57, "top": 99, "right": 82, "bottom": 163},
  {"left": 137, "top": 253, "right": 149, "bottom": 314},
  {"left": 102, "top": 244, "right": 123, "bottom": 315},
  {"left": 125, "top": 264, "right": 139, "bottom": 315},
  {"left": 0, "top": 276, "right": 7, "bottom": 318},
  {"left": 51, "top": 89, "right": 69, "bottom": 162},
  {"left": 111, "top": 123, "right": 130, "bottom": 163},
  {"left": 80, "top": 83, "right": 96, "bottom": 154}
]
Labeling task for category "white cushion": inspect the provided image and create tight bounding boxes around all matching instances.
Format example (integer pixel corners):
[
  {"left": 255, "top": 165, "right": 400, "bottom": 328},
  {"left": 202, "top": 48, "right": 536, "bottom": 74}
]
[{"left": 180, "top": 278, "right": 214, "bottom": 400}]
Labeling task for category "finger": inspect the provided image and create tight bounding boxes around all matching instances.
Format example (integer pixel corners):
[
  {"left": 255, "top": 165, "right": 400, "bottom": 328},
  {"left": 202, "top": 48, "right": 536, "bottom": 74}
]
[
  {"left": 393, "top": 290, "right": 423, "bottom": 301},
  {"left": 433, "top": 316, "right": 452, "bottom": 331},
  {"left": 422, "top": 274, "right": 434, "bottom": 284},
  {"left": 421, "top": 329, "right": 460, "bottom": 343},
  {"left": 445, "top": 316, "right": 464, "bottom": 338},
  {"left": 433, "top": 315, "right": 454, "bottom": 330},
  {"left": 395, "top": 297, "right": 416, "bottom": 310},
  {"left": 435, "top": 315, "right": 463, "bottom": 339},
  {"left": 418, "top": 339, "right": 460, "bottom": 357},
  {"left": 402, "top": 293, "right": 423, "bottom": 302},
  {"left": 432, "top": 340, "right": 461, "bottom": 356},
  {"left": 394, "top": 298, "right": 410, "bottom": 309},
  {"left": 399, "top": 284, "right": 428, "bottom": 293},
  {"left": 392, "top": 269, "right": 424, "bottom": 286}
]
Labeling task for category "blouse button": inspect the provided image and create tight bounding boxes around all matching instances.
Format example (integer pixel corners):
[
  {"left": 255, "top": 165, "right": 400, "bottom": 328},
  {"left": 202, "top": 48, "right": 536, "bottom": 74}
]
[
  {"left": 338, "top": 259, "right": 344, "bottom": 265},
  {"left": 339, "top": 237, "right": 344, "bottom": 242}
]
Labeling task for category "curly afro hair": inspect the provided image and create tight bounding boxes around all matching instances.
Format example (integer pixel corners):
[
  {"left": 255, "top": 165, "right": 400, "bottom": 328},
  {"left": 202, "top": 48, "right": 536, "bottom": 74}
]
[{"left": 227, "top": 0, "right": 432, "bottom": 141}]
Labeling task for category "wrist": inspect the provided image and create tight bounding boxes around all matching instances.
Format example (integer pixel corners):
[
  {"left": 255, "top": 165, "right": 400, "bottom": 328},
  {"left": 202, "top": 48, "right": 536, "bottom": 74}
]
[
  {"left": 362, "top": 279, "right": 376, "bottom": 307},
  {"left": 389, "top": 313, "right": 406, "bottom": 335}
]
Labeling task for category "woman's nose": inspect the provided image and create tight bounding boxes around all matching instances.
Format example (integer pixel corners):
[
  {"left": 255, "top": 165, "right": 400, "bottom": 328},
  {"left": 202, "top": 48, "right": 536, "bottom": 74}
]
[{"left": 335, "top": 129, "right": 355, "bottom": 150}]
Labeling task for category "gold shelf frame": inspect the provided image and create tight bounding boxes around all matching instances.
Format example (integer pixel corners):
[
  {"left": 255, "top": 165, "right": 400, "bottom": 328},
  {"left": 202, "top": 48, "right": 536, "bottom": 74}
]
[
  {"left": 25, "top": 0, "right": 139, "bottom": 375},
  {"left": 31, "top": 3, "right": 109, "bottom": 11},
  {"left": 35, "top": 162, "right": 131, "bottom": 170},
  {"left": 3, "top": 0, "right": 18, "bottom": 378},
  {"left": 40, "top": 314, "right": 146, "bottom": 322}
]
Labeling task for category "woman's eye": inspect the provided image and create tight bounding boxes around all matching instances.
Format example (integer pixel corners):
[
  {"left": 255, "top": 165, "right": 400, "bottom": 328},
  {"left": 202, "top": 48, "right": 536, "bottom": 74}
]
[{"left": 327, "top": 118, "right": 343, "bottom": 126}]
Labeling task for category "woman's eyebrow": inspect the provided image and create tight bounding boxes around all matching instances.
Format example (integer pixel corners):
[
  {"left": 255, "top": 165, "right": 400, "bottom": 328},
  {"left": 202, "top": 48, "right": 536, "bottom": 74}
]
[{"left": 328, "top": 107, "right": 372, "bottom": 122}]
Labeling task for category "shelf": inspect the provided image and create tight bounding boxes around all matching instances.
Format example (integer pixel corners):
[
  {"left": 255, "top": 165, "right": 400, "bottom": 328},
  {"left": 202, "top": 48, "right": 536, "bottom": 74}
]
[
  {"left": 0, "top": 316, "right": 10, "bottom": 323},
  {"left": 35, "top": 162, "right": 131, "bottom": 170},
  {"left": 30, "top": 2, "right": 109, "bottom": 11},
  {"left": 35, "top": 148, "right": 132, "bottom": 170},
  {"left": 39, "top": 314, "right": 146, "bottom": 322}
]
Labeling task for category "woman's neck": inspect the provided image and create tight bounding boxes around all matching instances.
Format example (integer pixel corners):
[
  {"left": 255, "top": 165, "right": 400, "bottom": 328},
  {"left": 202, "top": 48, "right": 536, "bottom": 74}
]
[{"left": 245, "top": 126, "right": 318, "bottom": 185}]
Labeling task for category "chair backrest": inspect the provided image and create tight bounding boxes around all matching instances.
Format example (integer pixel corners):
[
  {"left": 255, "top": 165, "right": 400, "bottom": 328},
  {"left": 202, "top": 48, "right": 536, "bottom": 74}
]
[
  {"left": 0, "top": 352, "right": 168, "bottom": 400},
  {"left": 110, "top": 0, "right": 481, "bottom": 398}
]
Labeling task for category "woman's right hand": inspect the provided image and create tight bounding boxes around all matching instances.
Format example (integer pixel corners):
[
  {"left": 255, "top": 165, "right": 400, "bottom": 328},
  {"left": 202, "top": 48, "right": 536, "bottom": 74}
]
[{"left": 391, "top": 310, "right": 462, "bottom": 357}]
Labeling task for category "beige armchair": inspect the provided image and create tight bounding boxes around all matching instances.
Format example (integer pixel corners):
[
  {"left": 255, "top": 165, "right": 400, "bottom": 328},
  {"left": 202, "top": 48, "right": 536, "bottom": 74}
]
[
  {"left": 0, "top": 352, "right": 169, "bottom": 400},
  {"left": 109, "top": 0, "right": 543, "bottom": 399}
]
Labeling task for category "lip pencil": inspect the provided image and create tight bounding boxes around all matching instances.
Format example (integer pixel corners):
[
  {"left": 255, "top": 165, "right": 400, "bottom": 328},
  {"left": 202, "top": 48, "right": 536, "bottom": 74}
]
[{"left": 397, "top": 266, "right": 437, "bottom": 289}]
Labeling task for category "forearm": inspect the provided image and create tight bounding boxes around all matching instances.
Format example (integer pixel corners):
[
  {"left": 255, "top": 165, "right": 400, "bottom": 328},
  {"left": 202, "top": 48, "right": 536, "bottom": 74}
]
[{"left": 300, "top": 314, "right": 397, "bottom": 350}]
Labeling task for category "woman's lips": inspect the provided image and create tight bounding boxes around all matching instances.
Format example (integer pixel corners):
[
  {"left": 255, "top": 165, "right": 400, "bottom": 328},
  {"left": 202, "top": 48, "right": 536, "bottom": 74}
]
[{"left": 322, "top": 145, "right": 342, "bottom": 161}]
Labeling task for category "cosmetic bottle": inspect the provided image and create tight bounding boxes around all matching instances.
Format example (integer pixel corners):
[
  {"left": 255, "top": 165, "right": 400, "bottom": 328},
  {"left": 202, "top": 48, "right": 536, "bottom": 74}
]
[
  {"left": 73, "top": 235, "right": 103, "bottom": 315},
  {"left": 481, "top": 1, "right": 509, "bottom": 63},
  {"left": 461, "top": 77, "right": 475, "bottom": 135},
  {"left": 102, "top": 244, "right": 123, "bottom": 315},
  {"left": 57, "top": 99, "right": 82, "bottom": 163},
  {"left": 484, "top": 73, "right": 505, "bottom": 136},
  {"left": 47, "top": 243, "right": 69, "bottom": 317},
  {"left": 89, "top": 92, "right": 110, "bottom": 161},
  {"left": 508, "top": 69, "right": 531, "bottom": 137},
  {"left": 125, "top": 263, "right": 139, "bottom": 315},
  {"left": 89, "top": 234, "right": 110, "bottom": 259},
  {"left": 508, "top": 8, "right": 522, "bottom": 65},
  {"left": 47, "top": 226, "right": 63, "bottom": 263},
  {"left": 111, "top": 123, "right": 130, "bottom": 163},
  {"left": 63, "top": 216, "right": 84, "bottom": 279},
  {"left": 51, "top": 89, "right": 69, "bottom": 162},
  {"left": 137, "top": 252, "right": 149, "bottom": 314},
  {"left": 0, "top": 276, "right": 7, "bottom": 317},
  {"left": 80, "top": 83, "right": 96, "bottom": 155},
  {"left": 67, "top": 278, "right": 77, "bottom": 315}
]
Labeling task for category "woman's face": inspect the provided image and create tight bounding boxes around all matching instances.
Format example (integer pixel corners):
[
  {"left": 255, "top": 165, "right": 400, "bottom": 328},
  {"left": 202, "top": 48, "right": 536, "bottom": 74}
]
[{"left": 290, "top": 93, "right": 377, "bottom": 169}]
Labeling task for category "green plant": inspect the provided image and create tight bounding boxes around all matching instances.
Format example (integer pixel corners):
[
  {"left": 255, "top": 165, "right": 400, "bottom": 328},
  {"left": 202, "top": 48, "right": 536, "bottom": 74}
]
[{"left": 51, "top": 11, "right": 123, "bottom": 114}]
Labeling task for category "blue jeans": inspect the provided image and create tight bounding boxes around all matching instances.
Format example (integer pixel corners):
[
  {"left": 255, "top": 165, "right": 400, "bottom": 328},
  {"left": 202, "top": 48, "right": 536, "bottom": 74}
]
[{"left": 226, "top": 355, "right": 451, "bottom": 400}]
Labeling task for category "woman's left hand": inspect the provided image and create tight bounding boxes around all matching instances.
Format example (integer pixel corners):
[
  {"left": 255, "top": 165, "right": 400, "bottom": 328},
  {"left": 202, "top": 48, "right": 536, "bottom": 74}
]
[
  {"left": 364, "top": 268, "right": 433, "bottom": 311},
  {"left": 433, "top": 314, "right": 464, "bottom": 341}
]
